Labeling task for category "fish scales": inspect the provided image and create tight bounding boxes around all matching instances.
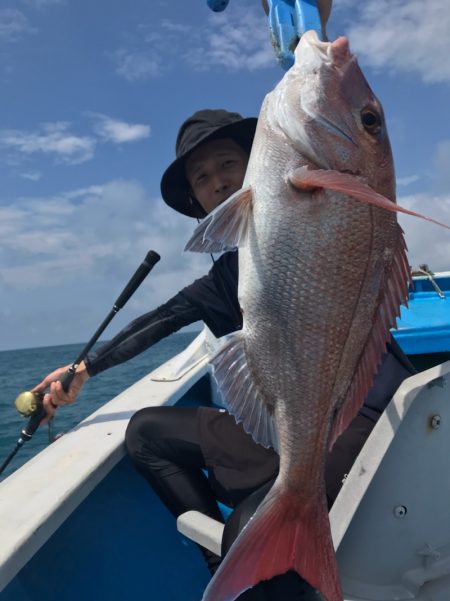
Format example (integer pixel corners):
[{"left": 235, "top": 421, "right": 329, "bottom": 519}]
[
  {"left": 242, "top": 197, "right": 397, "bottom": 487},
  {"left": 187, "top": 31, "right": 409, "bottom": 601}
]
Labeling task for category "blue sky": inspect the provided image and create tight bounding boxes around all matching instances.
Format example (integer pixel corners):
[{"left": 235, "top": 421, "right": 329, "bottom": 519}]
[{"left": 0, "top": 0, "right": 449, "bottom": 351}]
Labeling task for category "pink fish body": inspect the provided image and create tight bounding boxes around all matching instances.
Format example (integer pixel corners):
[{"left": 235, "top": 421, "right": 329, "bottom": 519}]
[{"left": 187, "top": 31, "right": 410, "bottom": 601}]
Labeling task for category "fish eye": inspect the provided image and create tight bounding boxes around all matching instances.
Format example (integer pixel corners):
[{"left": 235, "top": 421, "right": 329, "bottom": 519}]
[{"left": 360, "top": 108, "right": 382, "bottom": 134}]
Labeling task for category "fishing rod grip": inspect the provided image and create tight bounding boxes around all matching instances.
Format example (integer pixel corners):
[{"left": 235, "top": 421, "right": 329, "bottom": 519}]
[
  {"left": 23, "top": 404, "right": 47, "bottom": 439},
  {"left": 114, "top": 250, "right": 160, "bottom": 310},
  {"left": 60, "top": 367, "right": 76, "bottom": 393}
]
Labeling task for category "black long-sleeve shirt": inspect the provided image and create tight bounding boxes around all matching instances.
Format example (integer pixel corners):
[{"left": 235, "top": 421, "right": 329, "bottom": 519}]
[{"left": 85, "top": 252, "right": 241, "bottom": 377}]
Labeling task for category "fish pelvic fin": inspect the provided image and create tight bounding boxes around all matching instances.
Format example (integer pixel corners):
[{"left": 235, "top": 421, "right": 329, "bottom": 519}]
[
  {"left": 289, "top": 167, "right": 450, "bottom": 231},
  {"left": 184, "top": 186, "right": 253, "bottom": 253},
  {"left": 329, "top": 225, "right": 411, "bottom": 448},
  {"left": 202, "top": 485, "right": 342, "bottom": 601},
  {"left": 211, "top": 331, "right": 278, "bottom": 451}
]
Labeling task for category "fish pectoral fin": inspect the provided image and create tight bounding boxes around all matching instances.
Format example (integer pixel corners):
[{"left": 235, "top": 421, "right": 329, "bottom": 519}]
[
  {"left": 211, "top": 331, "right": 279, "bottom": 452},
  {"left": 184, "top": 186, "right": 253, "bottom": 253},
  {"left": 290, "top": 167, "right": 450, "bottom": 230}
]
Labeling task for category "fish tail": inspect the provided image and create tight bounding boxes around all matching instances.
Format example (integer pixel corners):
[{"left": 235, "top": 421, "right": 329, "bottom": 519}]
[{"left": 202, "top": 484, "right": 342, "bottom": 601}]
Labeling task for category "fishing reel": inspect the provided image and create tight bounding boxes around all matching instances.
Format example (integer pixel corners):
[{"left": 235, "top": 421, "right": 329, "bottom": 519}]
[
  {"left": 14, "top": 390, "right": 49, "bottom": 441},
  {"left": 15, "top": 390, "right": 61, "bottom": 448},
  {"left": 15, "top": 390, "right": 45, "bottom": 418},
  {"left": 0, "top": 391, "right": 49, "bottom": 477}
]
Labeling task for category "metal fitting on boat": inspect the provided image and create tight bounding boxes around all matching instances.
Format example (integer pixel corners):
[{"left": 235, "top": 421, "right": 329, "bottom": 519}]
[
  {"left": 394, "top": 505, "right": 407, "bottom": 518},
  {"left": 430, "top": 415, "right": 441, "bottom": 430}
]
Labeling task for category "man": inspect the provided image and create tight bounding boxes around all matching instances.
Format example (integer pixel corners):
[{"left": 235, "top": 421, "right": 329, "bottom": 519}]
[
  {"left": 34, "top": 110, "right": 279, "bottom": 575},
  {"left": 33, "top": 109, "right": 416, "bottom": 596}
]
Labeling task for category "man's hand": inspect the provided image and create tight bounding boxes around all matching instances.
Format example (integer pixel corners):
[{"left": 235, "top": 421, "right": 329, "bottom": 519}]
[{"left": 32, "top": 362, "right": 89, "bottom": 422}]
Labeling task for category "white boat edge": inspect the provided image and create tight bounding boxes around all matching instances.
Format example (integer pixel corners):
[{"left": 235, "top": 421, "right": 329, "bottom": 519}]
[
  {"left": 0, "top": 328, "right": 219, "bottom": 592},
  {"left": 330, "top": 358, "right": 450, "bottom": 549}
]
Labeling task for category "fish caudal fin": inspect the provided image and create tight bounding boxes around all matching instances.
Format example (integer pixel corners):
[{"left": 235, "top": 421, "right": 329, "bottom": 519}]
[
  {"left": 289, "top": 167, "right": 450, "bottom": 230},
  {"left": 185, "top": 186, "right": 253, "bottom": 253},
  {"left": 202, "top": 485, "right": 342, "bottom": 601}
]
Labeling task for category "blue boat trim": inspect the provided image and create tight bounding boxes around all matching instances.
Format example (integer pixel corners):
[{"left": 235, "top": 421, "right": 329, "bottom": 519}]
[{"left": 392, "top": 273, "right": 450, "bottom": 354}]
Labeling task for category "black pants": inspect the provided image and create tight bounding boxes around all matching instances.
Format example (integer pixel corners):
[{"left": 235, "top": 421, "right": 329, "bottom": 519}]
[
  {"left": 125, "top": 406, "right": 227, "bottom": 573},
  {"left": 126, "top": 405, "right": 374, "bottom": 597}
]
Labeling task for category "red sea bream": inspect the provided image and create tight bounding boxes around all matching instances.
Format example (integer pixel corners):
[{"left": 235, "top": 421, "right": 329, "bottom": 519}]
[{"left": 187, "top": 31, "right": 412, "bottom": 601}]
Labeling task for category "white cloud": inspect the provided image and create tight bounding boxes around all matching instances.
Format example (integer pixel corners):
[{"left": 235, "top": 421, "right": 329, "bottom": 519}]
[
  {"left": 24, "top": 0, "right": 65, "bottom": 7},
  {"left": 434, "top": 140, "right": 450, "bottom": 188},
  {"left": 0, "top": 9, "right": 36, "bottom": 41},
  {"left": 92, "top": 114, "right": 151, "bottom": 143},
  {"left": 347, "top": 0, "right": 450, "bottom": 83},
  {"left": 186, "top": 7, "right": 274, "bottom": 72},
  {"left": 398, "top": 192, "right": 450, "bottom": 271},
  {"left": 1, "top": 115, "right": 152, "bottom": 171},
  {"left": 0, "top": 122, "right": 96, "bottom": 165},
  {"left": 19, "top": 170, "right": 42, "bottom": 181},
  {"left": 64, "top": 184, "right": 104, "bottom": 199},
  {"left": 112, "top": 47, "right": 161, "bottom": 81},
  {"left": 396, "top": 175, "right": 419, "bottom": 187},
  {"left": 112, "top": 7, "right": 274, "bottom": 81},
  {"left": 0, "top": 180, "right": 210, "bottom": 297},
  {"left": 0, "top": 179, "right": 210, "bottom": 348},
  {"left": 160, "top": 19, "right": 191, "bottom": 34}
]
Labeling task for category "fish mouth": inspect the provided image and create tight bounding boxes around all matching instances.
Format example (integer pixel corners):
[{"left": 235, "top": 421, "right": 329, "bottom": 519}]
[
  {"left": 295, "top": 30, "right": 353, "bottom": 69},
  {"left": 287, "top": 31, "right": 356, "bottom": 157},
  {"left": 299, "top": 30, "right": 331, "bottom": 55}
]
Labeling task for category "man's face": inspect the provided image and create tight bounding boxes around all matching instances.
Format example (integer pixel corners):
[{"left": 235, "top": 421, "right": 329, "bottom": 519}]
[{"left": 185, "top": 138, "right": 249, "bottom": 214}]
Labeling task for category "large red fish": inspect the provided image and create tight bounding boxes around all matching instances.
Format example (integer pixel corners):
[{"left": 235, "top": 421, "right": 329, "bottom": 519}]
[{"left": 186, "top": 31, "right": 423, "bottom": 601}]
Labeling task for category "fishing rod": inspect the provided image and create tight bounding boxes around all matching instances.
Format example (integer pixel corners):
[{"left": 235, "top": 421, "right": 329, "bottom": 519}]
[{"left": 0, "top": 250, "right": 161, "bottom": 478}]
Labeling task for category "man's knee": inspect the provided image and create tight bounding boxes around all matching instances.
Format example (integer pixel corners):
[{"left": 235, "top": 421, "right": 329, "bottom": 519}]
[{"left": 125, "top": 407, "right": 162, "bottom": 462}]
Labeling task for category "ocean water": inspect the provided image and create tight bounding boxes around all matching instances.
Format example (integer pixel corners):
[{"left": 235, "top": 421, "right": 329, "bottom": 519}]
[{"left": 0, "top": 331, "right": 197, "bottom": 479}]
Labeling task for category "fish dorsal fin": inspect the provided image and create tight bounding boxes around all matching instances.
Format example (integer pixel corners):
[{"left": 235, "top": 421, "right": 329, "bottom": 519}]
[
  {"left": 328, "top": 226, "right": 411, "bottom": 449},
  {"left": 210, "top": 331, "right": 279, "bottom": 452},
  {"left": 290, "top": 167, "right": 450, "bottom": 231},
  {"left": 185, "top": 186, "right": 253, "bottom": 253}
]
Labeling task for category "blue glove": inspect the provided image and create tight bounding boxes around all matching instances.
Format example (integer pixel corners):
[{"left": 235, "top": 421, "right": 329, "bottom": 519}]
[
  {"left": 265, "top": 0, "right": 324, "bottom": 70},
  {"left": 205, "top": 0, "right": 327, "bottom": 70}
]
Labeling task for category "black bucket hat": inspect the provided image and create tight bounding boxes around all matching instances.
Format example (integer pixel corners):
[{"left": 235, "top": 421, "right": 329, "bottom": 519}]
[{"left": 160, "top": 109, "right": 257, "bottom": 218}]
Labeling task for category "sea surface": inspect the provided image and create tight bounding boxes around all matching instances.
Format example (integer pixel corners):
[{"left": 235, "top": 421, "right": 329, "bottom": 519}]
[{"left": 0, "top": 331, "right": 198, "bottom": 479}]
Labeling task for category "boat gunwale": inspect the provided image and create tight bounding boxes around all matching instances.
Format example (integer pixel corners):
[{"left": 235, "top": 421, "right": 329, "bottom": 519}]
[{"left": 0, "top": 331, "right": 209, "bottom": 592}]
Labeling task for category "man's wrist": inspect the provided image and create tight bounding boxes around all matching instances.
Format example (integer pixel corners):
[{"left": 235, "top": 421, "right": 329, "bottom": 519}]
[{"left": 77, "top": 361, "right": 90, "bottom": 382}]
